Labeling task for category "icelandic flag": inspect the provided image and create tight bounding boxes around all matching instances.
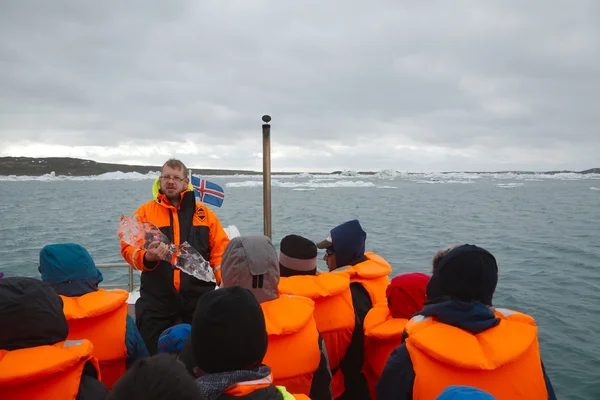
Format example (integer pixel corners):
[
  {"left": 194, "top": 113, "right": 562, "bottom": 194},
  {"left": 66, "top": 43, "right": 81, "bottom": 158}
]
[{"left": 191, "top": 176, "right": 225, "bottom": 208}]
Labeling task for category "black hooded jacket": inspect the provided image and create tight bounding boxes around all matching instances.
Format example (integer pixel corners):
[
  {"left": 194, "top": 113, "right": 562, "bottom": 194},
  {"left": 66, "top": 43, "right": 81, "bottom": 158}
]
[{"left": 0, "top": 277, "right": 108, "bottom": 400}]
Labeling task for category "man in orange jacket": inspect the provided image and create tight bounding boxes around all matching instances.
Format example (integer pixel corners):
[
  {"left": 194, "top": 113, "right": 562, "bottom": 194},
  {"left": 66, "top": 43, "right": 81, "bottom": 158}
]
[
  {"left": 120, "top": 158, "right": 230, "bottom": 355},
  {"left": 376, "top": 244, "right": 557, "bottom": 400}
]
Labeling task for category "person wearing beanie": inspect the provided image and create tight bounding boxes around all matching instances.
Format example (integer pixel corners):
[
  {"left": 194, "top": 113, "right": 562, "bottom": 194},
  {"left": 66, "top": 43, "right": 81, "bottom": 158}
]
[
  {"left": 278, "top": 234, "right": 365, "bottom": 400},
  {"left": 189, "top": 285, "right": 310, "bottom": 400},
  {"left": 108, "top": 353, "right": 201, "bottom": 400},
  {"left": 38, "top": 243, "right": 149, "bottom": 389},
  {"left": 0, "top": 277, "right": 108, "bottom": 399},
  {"left": 363, "top": 272, "right": 429, "bottom": 400},
  {"left": 211, "top": 235, "right": 333, "bottom": 400},
  {"left": 279, "top": 234, "right": 319, "bottom": 277},
  {"left": 377, "top": 244, "right": 557, "bottom": 400}
]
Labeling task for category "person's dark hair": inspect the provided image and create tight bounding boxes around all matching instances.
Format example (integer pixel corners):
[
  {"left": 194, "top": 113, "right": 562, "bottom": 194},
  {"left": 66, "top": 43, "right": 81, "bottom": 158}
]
[
  {"left": 162, "top": 158, "right": 189, "bottom": 177},
  {"left": 108, "top": 354, "right": 200, "bottom": 400},
  {"left": 431, "top": 244, "right": 462, "bottom": 273}
]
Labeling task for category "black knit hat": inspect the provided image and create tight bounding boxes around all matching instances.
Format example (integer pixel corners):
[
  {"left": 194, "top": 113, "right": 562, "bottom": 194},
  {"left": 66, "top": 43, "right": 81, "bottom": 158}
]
[
  {"left": 426, "top": 244, "right": 498, "bottom": 306},
  {"left": 192, "top": 286, "right": 268, "bottom": 373},
  {"left": 279, "top": 234, "right": 318, "bottom": 276}
]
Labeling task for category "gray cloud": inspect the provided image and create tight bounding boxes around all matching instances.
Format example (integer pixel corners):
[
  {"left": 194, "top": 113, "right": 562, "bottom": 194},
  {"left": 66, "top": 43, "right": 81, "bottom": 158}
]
[{"left": 1, "top": 0, "right": 599, "bottom": 171}]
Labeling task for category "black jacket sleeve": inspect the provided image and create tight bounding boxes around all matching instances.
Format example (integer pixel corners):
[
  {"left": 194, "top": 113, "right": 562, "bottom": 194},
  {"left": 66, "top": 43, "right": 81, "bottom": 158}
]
[
  {"left": 375, "top": 343, "right": 414, "bottom": 400},
  {"left": 310, "top": 334, "right": 334, "bottom": 400},
  {"left": 542, "top": 361, "right": 557, "bottom": 400},
  {"left": 76, "top": 360, "right": 109, "bottom": 400},
  {"left": 336, "top": 283, "right": 372, "bottom": 400},
  {"left": 349, "top": 283, "right": 372, "bottom": 324}
]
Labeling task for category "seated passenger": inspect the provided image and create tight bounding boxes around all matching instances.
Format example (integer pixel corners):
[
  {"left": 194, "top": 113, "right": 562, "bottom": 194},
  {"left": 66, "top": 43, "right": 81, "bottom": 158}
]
[
  {"left": 39, "top": 243, "right": 149, "bottom": 389},
  {"left": 363, "top": 272, "right": 429, "bottom": 399},
  {"left": 108, "top": 354, "right": 200, "bottom": 400},
  {"left": 0, "top": 277, "right": 108, "bottom": 399},
  {"left": 192, "top": 286, "right": 310, "bottom": 399},
  {"left": 278, "top": 234, "right": 365, "bottom": 400},
  {"left": 316, "top": 219, "right": 392, "bottom": 308},
  {"left": 376, "top": 244, "right": 557, "bottom": 400},
  {"left": 182, "top": 235, "right": 333, "bottom": 399}
]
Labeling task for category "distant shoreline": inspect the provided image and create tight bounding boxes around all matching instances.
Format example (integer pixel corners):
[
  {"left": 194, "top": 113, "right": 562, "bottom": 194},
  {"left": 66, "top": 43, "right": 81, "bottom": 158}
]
[{"left": 0, "top": 156, "right": 598, "bottom": 177}]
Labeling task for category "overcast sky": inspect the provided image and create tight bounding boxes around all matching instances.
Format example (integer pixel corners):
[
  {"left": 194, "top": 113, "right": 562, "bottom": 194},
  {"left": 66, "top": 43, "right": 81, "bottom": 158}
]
[{"left": 0, "top": 1, "right": 598, "bottom": 172}]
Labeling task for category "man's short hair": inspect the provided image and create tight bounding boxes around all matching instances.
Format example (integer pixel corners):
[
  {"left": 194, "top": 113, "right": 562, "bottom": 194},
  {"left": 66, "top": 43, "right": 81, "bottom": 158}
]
[{"left": 162, "top": 158, "right": 189, "bottom": 178}]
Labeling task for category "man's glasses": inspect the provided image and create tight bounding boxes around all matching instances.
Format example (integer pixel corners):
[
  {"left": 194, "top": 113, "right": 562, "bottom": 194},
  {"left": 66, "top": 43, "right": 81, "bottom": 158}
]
[
  {"left": 160, "top": 175, "right": 185, "bottom": 182},
  {"left": 325, "top": 249, "right": 335, "bottom": 256}
]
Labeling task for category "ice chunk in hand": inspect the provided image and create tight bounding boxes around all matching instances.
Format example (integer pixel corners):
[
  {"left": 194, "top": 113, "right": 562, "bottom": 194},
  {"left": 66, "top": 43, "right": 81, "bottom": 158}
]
[
  {"left": 117, "top": 214, "right": 215, "bottom": 283},
  {"left": 175, "top": 243, "right": 215, "bottom": 283}
]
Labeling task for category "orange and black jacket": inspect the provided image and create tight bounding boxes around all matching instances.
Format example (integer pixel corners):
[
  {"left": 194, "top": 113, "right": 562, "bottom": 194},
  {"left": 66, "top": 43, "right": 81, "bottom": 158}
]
[{"left": 121, "top": 189, "right": 230, "bottom": 303}]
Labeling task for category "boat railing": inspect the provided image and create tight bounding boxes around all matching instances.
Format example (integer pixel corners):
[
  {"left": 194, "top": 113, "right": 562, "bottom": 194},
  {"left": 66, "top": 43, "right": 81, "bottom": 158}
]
[{"left": 96, "top": 263, "right": 135, "bottom": 292}]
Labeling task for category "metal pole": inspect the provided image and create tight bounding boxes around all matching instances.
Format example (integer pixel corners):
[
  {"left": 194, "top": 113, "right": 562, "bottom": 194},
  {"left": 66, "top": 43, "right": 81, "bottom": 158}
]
[
  {"left": 262, "top": 115, "right": 272, "bottom": 239},
  {"left": 128, "top": 267, "right": 134, "bottom": 292}
]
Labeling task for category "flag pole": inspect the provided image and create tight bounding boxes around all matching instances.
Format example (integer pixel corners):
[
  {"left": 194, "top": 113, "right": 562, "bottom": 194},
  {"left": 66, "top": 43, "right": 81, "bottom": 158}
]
[{"left": 262, "top": 115, "right": 272, "bottom": 239}]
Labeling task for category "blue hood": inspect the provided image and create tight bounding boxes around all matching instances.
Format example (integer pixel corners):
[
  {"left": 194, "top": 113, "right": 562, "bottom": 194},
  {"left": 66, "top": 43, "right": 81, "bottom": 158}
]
[
  {"left": 330, "top": 219, "right": 367, "bottom": 268},
  {"left": 39, "top": 243, "right": 103, "bottom": 297},
  {"left": 436, "top": 386, "right": 496, "bottom": 399},
  {"left": 158, "top": 323, "right": 191, "bottom": 354},
  {"left": 420, "top": 300, "right": 500, "bottom": 334}
]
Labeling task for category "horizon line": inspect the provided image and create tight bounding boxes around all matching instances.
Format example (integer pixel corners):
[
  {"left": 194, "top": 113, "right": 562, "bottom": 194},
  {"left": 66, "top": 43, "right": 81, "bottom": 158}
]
[{"left": 0, "top": 155, "right": 598, "bottom": 175}]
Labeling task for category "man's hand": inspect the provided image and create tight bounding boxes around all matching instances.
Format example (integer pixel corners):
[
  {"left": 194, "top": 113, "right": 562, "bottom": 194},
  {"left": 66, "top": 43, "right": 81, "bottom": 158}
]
[{"left": 144, "top": 241, "right": 170, "bottom": 263}]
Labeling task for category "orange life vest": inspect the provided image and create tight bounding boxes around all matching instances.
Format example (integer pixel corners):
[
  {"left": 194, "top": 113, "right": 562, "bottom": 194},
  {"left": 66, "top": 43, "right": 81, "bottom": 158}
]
[
  {"left": 0, "top": 339, "right": 100, "bottom": 400},
  {"left": 261, "top": 295, "right": 321, "bottom": 397},
  {"left": 61, "top": 289, "right": 129, "bottom": 390},
  {"left": 221, "top": 373, "right": 311, "bottom": 399},
  {"left": 404, "top": 308, "right": 549, "bottom": 399},
  {"left": 362, "top": 304, "right": 407, "bottom": 400},
  {"left": 279, "top": 273, "right": 355, "bottom": 398},
  {"left": 333, "top": 252, "right": 392, "bottom": 306}
]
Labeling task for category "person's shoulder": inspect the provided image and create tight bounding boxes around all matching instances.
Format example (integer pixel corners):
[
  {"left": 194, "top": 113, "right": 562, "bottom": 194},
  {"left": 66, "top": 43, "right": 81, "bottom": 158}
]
[{"left": 138, "top": 198, "right": 160, "bottom": 210}]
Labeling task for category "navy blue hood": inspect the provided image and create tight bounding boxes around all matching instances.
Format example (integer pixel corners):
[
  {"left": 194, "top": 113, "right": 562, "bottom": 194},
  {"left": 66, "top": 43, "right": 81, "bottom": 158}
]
[
  {"left": 419, "top": 300, "right": 500, "bottom": 334},
  {"left": 39, "top": 243, "right": 103, "bottom": 297},
  {"left": 329, "top": 219, "right": 367, "bottom": 268}
]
